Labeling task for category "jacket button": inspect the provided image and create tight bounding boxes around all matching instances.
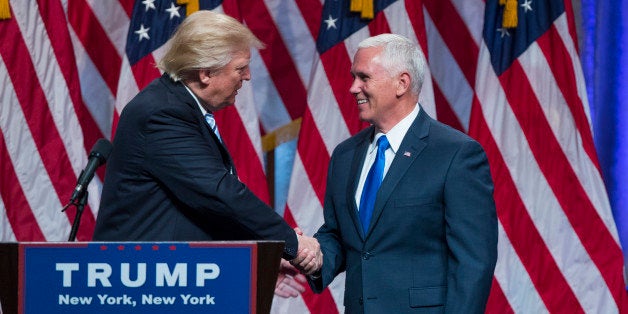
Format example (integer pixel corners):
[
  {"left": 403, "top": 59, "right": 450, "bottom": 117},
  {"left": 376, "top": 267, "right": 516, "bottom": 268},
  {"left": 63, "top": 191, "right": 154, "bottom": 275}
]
[
  {"left": 362, "top": 252, "right": 370, "bottom": 260},
  {"left": 359, "top": 297, "right": 363, "bottom": 305}
]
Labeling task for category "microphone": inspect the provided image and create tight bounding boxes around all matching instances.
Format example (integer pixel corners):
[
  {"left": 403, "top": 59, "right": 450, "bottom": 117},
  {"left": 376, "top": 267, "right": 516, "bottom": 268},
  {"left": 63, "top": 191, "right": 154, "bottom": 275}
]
[{"left": 69, "top": 139, "right": 112, "bottom": 203}]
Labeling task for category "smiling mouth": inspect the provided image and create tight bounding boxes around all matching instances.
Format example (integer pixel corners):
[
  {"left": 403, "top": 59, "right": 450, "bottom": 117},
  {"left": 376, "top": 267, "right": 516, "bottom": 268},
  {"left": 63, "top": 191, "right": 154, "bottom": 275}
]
[{"left": 357, "top": 99, "right": 367, "bottom": 105}]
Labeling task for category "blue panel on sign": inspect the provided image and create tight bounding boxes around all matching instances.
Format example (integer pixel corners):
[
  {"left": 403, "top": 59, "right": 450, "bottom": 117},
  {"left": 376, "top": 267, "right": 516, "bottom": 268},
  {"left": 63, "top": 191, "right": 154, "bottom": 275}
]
[{"left": 20, "top": 242, "right": 255, "bottom": 314}]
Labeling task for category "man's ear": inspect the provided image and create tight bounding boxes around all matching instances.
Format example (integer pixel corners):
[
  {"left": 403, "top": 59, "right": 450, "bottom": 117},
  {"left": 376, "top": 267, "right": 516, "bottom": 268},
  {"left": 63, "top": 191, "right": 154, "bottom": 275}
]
[
  {"left": 396, "top": 72, "right": 411, "bottom": 97},
  {"left": 199, "top": 69, "right": 212, "bottom": 85}
]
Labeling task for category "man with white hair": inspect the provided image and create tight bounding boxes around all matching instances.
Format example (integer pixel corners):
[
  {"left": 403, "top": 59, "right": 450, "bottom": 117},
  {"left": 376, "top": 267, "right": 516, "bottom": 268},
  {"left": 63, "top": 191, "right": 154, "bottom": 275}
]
[{"left": 307, "top": 34, "right": 497, "bottom": 313}]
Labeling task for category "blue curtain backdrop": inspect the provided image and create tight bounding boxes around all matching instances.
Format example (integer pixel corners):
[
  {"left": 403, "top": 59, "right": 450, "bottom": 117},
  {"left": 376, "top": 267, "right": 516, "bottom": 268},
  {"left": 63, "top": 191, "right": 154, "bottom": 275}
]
[{"left": 581, "top": 0, "right": 628, "bottom": 268}]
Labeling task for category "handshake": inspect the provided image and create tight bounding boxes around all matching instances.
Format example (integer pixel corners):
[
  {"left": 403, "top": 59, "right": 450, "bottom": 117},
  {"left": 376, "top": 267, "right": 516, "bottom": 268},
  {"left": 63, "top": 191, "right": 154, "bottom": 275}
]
[
  {"left": 292, "top": 231, "right": 323, "bottom": 274},
  {"left": 274, "top": 228, "right": 323, "bottom": 298}
]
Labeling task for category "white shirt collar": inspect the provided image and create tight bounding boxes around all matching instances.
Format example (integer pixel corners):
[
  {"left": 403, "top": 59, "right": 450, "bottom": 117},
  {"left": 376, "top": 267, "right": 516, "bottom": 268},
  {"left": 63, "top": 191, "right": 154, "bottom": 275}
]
[
  {"left": 183, "top": 84, "right": 208, "bottom": 115},
  {"left": 370, "top": 104, "right": 420, "bottom": 154}
]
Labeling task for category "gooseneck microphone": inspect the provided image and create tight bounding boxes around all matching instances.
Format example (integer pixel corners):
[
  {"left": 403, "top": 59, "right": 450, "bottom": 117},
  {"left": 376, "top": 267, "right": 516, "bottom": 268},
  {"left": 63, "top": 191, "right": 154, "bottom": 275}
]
[
  {"left": 64, "top": 138, "right": 112, "bottom": 241},
  {"left": 69, "top": 139, "right": 112, "bottom": 204}
]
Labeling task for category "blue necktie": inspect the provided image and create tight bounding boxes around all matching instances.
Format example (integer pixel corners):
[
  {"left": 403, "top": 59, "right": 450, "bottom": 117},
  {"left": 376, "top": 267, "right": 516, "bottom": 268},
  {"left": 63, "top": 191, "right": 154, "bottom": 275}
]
[
  {"left": 204, "top": 113, "right": 222, "bottom": 142},
  {"left": 359, "top": 135, "right": 390, "bottom": 233}
]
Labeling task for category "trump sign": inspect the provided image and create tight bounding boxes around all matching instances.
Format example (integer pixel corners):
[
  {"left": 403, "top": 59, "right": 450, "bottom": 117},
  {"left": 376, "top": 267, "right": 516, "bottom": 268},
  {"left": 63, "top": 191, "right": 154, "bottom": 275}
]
[{"left": 18, "top": 242, "right": 257, "bottom": 314}]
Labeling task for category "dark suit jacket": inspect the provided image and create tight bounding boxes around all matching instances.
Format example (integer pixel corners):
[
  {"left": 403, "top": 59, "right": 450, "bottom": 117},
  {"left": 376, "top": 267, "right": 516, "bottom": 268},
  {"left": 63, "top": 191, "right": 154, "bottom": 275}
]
[
  {"left": 93, "top": 74, "right": 297, "bottom": 259},
  {"left": 311, "top": 108, "right": 497, "bottom": 313}
]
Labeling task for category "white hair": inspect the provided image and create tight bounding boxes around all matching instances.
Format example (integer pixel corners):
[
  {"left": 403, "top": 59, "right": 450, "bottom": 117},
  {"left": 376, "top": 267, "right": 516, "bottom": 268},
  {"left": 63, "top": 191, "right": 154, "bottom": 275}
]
[{"left": 358, "top": 33, "right": 426, "bottom": 95}]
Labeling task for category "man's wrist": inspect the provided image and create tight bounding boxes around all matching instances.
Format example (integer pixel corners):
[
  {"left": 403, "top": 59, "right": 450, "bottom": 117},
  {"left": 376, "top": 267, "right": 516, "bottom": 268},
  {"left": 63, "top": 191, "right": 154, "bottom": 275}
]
[{"left": 283, "top": 230, "right": 299, "bottom": 260}]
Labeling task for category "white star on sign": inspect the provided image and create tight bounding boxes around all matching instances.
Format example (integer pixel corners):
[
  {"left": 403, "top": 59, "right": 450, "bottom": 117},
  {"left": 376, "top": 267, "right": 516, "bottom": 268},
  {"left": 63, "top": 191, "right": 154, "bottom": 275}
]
[
  {"left": 135, "top": 24, "right": 150, "bottom": 41},
  {"left": 497, "top": 28, "right": 511, "bottom": 38},
  {"left": 521, "top": 0, "right": 533, "bottom": 12},
  {"left": 166, "top": 2, "right": 181, "bottom": 19},
  {"left": 324, "top": 15, "right": 338, "bottom": 30},
  {"left": 142, "top": 0, "right": 156, "bottom": 12}
]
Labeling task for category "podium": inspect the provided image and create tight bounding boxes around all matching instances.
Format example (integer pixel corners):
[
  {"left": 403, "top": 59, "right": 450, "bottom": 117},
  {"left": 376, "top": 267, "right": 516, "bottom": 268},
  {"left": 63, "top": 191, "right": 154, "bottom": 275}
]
[{"left": 0, "top": 241, "right": 284, "bottom": 314}]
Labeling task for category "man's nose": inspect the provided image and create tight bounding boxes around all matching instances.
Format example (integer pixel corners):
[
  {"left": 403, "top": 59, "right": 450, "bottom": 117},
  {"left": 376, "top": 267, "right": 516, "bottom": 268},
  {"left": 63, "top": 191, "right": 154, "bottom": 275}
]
[
  {"left": 349, "top": 78, "right": 361, "bottom": 94},
  {"left": 242, "top": 68, "right": 251, "bottom": 80}
]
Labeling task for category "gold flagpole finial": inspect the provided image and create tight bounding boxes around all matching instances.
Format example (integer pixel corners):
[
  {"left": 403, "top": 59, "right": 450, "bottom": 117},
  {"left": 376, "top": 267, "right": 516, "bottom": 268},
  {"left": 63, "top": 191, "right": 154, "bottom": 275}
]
[
  {"left": 350, "top": 0, "right": 374, "bottom": 20},
  {"left": 177, "top": 0, "right": 199, "bottom": 16},
  {"left": 501, "top": 0, "right": 518, "bottom": 28},
  {"left": 0, "top": 0, "right": 11, "bottom": 20}
]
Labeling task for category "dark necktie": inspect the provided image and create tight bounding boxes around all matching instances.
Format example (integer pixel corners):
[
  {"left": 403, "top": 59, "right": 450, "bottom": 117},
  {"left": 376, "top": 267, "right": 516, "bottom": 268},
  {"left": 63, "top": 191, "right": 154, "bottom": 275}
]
[{"left": 359, "top": 135, "right": 390, "bottom": 233}]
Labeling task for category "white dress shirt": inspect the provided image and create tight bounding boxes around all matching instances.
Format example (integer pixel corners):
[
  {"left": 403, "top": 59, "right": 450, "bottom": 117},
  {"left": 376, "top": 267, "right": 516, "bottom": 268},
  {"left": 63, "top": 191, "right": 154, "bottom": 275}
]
[
  {"left": 355, "top": 104, "right": 420, "bottom": 209},
  {"left": 183, "top": 85, "right": 209, "bottom": 117}
]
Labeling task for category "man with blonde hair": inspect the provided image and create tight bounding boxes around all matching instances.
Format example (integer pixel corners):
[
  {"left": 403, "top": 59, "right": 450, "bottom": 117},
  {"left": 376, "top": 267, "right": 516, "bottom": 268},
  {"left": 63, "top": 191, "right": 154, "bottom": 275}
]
[{"left": 94, "top": 11, "right": 320, "bottom": 296}]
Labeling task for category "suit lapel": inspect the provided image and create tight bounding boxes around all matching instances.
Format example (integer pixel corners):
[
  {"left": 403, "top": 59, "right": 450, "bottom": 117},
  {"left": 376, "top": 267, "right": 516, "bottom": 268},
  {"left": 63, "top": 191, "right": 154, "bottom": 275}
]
[
  {"left": 365, "top": 109, "right": 430, "bottom": 240},
  {"left": 165, "top": 75, "right": 237, "bottom": 174},
  {"left": 203, "top": 119, "right": 237, "bottom": 174},
  {"left": 199, "top": 112, "right": 236, "bottom": 174},
  {"left": 347, "top": 128, "right": 373, "bottom": 240}
]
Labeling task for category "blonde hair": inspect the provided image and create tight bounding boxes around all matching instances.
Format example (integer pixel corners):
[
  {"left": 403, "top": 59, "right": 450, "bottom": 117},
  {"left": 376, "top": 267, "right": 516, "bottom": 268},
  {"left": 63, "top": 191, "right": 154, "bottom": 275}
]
[
  {"left": 358, "top": 34, "right": 426, "bottom": 95},
  {"left": 158, "top": 11, "right": 263, "bottom": 81}
]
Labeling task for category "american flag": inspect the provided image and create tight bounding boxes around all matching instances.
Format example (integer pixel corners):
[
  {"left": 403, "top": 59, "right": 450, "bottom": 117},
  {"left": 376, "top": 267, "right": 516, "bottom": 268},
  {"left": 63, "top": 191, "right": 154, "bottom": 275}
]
[
  {"left": 0, "top": 0, "right": 625, "bottom": 313},
  {"left": 475, "top": 0, "right": 627, "bottom": 311}
]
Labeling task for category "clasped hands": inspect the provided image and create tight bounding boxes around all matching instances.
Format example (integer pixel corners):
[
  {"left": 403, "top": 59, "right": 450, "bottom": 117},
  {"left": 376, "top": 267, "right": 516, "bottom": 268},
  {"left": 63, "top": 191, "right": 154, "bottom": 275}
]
[
  {"left": 291, "top": 233, "right": 323, "bottom": 275},
  {"left": 274, "top": 229, "right": 323, "bottom": 298}
]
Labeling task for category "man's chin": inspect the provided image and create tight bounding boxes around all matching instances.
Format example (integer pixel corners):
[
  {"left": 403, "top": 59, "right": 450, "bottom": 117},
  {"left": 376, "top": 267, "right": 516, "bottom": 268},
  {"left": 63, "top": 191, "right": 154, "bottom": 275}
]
[
  {"left": 358, "top": 116, "right": 372, "bottom": 125},
  {"left": 212, "top": 102, "right": 234, "bottom": 111}
]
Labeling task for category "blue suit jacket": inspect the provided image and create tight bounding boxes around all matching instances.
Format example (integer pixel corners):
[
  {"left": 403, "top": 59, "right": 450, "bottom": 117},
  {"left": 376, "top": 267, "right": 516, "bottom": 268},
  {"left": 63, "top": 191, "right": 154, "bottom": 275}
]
[
  {"left": 311, "top": 108, "right": 497, "bottom": 313},
  {"left": 93, "top": 74, "right": 297, "bottom": 259}
]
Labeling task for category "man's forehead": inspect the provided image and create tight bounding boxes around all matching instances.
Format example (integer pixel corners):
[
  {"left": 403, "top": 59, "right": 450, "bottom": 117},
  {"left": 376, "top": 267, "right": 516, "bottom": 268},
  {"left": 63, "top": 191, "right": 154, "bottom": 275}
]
[
  {"left": 229, "top": 51, "right": 251, "bottom": 64},
  {"left": 352, "top": 50, "right": 383, "bottom": 71}
]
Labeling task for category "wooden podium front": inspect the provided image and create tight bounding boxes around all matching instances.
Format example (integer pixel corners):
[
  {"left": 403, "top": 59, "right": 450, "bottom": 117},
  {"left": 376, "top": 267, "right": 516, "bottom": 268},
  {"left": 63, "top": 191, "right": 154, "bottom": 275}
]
[{"left": 0, "top": 241, "right": 283, "bottom": 314}]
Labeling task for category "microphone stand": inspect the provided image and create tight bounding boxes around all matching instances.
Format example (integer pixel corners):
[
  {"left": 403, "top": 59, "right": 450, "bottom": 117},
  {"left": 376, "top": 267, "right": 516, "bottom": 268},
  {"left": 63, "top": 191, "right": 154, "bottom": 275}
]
[
  {"left": 60, "top": 138, "right": 112, "bottom": 241},
  {"left": 62, "top": 191, "right": 89, "bottom": 241}
]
